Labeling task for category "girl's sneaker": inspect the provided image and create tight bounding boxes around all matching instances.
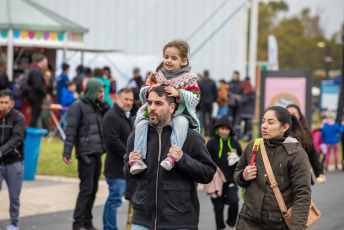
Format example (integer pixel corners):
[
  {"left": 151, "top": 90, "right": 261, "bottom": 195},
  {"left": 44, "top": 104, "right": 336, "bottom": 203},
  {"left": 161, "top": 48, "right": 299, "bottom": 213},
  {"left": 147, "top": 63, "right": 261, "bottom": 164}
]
[
  {"left": 130, "top": 160, "right": 147, "bottom": 175},
  {"left": 6, "top": 225, "right": 19, "bottom": 230},
  {"left": 160, "top": 156, "right": 175, "bottom": 171}
]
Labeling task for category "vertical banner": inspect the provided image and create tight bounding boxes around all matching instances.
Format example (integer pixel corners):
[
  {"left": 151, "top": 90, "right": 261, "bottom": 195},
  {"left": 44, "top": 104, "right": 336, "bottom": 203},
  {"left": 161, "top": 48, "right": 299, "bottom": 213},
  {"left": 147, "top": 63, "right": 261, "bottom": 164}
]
[
  {"left": 268, "top": 35, "right": 278, "bottom": 64},
  {"left": 259, "top": 70, "right": 313, "bottom": 128}
]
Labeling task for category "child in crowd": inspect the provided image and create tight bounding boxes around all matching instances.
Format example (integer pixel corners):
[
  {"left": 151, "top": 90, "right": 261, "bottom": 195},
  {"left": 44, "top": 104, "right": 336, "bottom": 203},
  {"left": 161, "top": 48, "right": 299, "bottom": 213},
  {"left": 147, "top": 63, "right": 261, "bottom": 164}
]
[
  {"left": 206, "top": 116, "right": 242, "bottom": 230},
  {"left": 321, "top": 113, "right": 344, "bottom": 170},
  {"left": 216, "top": 80, "right": 229, "bottom": 117},
  {"left": 61, "top": 81, "right": 79, "bottom": 112},
  {"left": 130, "top": 39, "right": 200, "bottom": 174},
  {"left": 9, "top": 75, "right": 23, "bottom": 110}
]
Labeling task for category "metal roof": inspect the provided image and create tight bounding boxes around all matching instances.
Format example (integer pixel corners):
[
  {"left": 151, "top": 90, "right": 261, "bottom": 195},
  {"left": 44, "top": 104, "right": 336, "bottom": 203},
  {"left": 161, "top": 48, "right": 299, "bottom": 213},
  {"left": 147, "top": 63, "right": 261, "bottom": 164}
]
[{"left": 0, "top": 0, "right": 88, "bottom": 33}]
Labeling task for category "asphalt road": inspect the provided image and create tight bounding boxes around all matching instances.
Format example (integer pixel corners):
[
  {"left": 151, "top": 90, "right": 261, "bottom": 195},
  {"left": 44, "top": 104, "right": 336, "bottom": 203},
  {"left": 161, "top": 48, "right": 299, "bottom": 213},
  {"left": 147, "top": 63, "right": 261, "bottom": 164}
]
[{"left": 0, "top": 170, "right": 343, "bottom": 230}]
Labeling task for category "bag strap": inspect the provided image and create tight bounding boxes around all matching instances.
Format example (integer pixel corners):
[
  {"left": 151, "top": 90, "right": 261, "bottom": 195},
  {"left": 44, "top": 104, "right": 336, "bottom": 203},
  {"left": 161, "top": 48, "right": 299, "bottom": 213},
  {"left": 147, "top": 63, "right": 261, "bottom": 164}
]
[{"left": 259, "top": 138, "right": 289, "bottom": 218}]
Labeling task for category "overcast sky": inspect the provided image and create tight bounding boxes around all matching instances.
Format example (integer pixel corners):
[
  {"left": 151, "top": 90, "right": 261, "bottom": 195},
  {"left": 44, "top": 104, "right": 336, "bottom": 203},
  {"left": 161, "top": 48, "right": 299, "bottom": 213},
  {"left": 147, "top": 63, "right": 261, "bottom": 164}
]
[{"left": 279, "top": 0, "right": 343, "bottom": 38}]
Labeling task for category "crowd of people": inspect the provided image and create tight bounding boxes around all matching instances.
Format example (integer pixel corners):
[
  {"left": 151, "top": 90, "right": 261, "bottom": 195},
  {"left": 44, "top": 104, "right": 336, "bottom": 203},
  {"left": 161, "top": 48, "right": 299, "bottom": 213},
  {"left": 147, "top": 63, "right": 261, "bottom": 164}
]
[
  {"left": 198, "top": 69, "right": 257, "bottom": 142},
  {"left": 0, "top": 39, "right": 343, "bottom": 230}
]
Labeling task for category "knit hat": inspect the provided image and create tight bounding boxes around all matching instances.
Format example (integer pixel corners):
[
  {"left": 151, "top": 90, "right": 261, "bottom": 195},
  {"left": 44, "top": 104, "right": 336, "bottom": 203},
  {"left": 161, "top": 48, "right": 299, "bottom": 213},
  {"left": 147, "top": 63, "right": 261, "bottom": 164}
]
[
  {"left": 214, "top": 116, "right": 235, "bottom": 138},
  {"left": 83, "top": 78, "right": 104, "bottom": 103}
]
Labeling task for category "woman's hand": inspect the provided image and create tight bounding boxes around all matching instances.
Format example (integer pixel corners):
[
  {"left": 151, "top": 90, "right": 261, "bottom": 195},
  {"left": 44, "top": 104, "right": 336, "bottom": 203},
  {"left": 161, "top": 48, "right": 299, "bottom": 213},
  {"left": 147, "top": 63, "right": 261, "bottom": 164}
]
[
  {"left": 164, "top": 86, "right": 180, "bottom": 98},
  {"left": 243, "top": 164, "right": 257, "bottom": 181}
]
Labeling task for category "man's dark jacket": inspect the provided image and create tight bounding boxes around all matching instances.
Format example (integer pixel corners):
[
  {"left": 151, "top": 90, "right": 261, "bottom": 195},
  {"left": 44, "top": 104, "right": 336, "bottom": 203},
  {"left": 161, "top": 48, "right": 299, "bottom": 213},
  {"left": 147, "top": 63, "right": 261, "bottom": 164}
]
[
  {"left": 123, "top": 124, "right": 216, "bottom": 230},
  {"left": 0, "top": 109, "right": 26, "bottom": 165},
  {"left": 27, "top": 65, "right": 48, "bottom": 100},
  {"left": 63, "top": 96, "right": 109, "bottom": 159},
  {"left": 198, "top": 78, "right": 217, "bottom": 104},
  {"left": 103, "top": 103, "right": 133, "bottom": 179}
]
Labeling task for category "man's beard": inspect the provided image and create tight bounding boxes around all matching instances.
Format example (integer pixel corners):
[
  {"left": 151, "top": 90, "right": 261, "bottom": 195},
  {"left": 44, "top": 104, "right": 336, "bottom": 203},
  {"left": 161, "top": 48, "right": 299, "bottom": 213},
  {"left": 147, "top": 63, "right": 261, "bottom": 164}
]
[{"left": 149, "top": 111, "right": 169, "bottom": 127}]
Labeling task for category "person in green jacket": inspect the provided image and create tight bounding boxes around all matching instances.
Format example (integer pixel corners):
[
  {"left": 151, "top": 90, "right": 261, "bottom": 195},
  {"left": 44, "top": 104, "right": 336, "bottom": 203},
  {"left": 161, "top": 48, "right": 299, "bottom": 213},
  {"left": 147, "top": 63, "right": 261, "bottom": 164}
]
[
  {"left": 234, "top": 106, "right": 312, "bottom": 230},
  {"left": 93, "top": 68, "right": 112, "bottom": 106}
]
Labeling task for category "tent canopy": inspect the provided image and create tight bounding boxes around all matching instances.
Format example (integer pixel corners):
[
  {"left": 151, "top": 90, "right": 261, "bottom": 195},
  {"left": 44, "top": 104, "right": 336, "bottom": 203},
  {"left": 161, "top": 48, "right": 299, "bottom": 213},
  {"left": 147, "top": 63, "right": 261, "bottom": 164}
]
[{"left": 0, "top": 0, "right": 88, "bottom": 33}]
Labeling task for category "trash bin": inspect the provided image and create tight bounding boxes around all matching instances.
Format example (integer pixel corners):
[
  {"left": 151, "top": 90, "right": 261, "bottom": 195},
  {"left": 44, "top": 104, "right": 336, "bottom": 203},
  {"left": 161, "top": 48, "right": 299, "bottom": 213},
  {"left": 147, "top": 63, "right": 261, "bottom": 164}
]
[{"left": 23, "top": 127, "right": 48, "bottom": 180}]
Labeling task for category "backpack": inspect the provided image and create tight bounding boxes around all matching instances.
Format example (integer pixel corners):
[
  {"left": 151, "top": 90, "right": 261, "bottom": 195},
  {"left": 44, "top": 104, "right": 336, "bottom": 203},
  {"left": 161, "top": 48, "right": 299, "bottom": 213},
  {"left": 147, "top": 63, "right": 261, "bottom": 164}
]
[{"left": 15, "top": 69, "right": 30, "bottom": 97}]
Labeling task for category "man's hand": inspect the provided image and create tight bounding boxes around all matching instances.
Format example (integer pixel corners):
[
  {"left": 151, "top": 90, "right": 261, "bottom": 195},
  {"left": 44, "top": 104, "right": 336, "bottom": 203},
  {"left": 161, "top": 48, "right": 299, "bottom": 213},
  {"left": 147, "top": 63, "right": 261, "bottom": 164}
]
[
  {"left": 167, "top": 145, "right": 183, "bottom": 162},
  {"left": 129, "top": 150, "right": 142, "bottom": 165},
  {"left": 0, "top": 151, "right": 2, "bottom": 157},
  {"left": 164, "top": 86, "right": 180, "bottom": 98},
  {"left": 243, "top": 163, "right": 257, "bottom": 181},
  {"left": 63, "top": 157, "right": 72, "bottom": 165}
]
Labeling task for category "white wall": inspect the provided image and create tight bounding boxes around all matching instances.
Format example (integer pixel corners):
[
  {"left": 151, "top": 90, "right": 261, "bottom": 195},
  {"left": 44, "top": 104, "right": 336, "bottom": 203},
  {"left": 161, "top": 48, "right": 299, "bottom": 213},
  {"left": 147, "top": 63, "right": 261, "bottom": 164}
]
[{"left": 32, "top": 0, "right": 249, "bottom": 85}]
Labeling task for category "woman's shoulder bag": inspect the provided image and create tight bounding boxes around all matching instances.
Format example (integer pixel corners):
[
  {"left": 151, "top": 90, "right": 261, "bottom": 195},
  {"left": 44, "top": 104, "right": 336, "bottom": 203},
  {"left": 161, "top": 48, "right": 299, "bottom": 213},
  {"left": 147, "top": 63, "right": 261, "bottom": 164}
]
[{"left": 259, "top": 138, "right": 321, "bottom": 229}]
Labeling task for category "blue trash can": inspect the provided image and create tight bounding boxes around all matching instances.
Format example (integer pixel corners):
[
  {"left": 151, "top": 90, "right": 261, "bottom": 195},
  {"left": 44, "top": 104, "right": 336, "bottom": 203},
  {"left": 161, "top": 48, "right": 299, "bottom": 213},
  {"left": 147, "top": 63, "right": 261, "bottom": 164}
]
[{"left": 23, "top": 127, "right": 48, "bottom": 180}]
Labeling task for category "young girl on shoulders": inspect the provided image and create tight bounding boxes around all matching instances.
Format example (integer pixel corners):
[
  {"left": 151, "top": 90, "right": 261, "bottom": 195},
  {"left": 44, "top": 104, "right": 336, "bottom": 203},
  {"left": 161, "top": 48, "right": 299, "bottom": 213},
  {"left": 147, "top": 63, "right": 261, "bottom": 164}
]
[{"left": 130, "top": 39, "right": 200, "bottom": 174}]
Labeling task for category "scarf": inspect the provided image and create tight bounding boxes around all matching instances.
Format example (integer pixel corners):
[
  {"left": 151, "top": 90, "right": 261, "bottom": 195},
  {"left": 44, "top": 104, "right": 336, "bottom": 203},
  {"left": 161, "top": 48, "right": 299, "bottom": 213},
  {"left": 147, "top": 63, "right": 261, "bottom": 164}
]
[{"left": 160, "top": 66, "right": 192, "bottom": 80}]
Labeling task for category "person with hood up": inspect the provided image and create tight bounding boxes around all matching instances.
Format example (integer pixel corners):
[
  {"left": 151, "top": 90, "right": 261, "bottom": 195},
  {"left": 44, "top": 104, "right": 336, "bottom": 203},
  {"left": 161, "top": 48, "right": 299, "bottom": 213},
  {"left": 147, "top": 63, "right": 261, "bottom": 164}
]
[
  {"left": 62, "top": 78, "right": 110, "bottom": 230},
  {"left": 206, "top": 116, "right": 243, "bottom": 230}
]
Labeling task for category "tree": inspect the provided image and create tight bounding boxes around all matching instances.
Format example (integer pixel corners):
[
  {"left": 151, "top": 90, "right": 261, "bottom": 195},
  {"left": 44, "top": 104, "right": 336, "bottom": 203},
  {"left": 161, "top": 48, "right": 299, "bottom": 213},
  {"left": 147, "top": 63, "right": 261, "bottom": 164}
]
[{"left": 256, "top": 1, "right": 341, "bottom": 72}]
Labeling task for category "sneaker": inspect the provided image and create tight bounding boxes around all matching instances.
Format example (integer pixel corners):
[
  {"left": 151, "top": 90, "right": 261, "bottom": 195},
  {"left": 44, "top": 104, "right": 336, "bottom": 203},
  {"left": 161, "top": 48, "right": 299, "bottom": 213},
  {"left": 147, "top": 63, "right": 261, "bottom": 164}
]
[
  {"left": 130, "top": 160, "right": 147, "bottom": 175},
  {"left": 6, "top": 225, "right": 19, "bottom": 230},
  {"left": 160, "top": 156, "right": 175, "bottom": 171}
]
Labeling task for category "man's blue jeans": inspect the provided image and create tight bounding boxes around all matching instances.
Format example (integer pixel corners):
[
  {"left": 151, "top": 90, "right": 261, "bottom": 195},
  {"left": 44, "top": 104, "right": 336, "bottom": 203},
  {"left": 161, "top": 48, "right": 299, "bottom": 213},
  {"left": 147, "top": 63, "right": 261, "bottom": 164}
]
[
  {"left": 103, "top": 178, "right": 127, "bottom": 230},
  {"left": 0, "top": 161, "right": 24, "bottom": 227}
]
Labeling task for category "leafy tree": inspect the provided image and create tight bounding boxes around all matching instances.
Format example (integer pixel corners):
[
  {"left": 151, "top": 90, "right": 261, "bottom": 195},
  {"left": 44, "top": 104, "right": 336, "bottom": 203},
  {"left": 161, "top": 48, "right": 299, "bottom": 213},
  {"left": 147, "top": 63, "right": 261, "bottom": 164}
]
[{"left": 257, "top": 1, "right": 342, "bottom": 72}]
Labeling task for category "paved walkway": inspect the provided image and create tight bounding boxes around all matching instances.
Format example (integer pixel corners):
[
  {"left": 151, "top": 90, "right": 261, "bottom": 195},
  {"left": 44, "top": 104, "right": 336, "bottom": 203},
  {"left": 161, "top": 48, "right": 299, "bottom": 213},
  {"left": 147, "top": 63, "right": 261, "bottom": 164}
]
[
  {"left": 0, "top": 165, "right": 342, "bottom": 229},
  {"left": 0, "top": 175, "right": 108, "bottom": 221}
]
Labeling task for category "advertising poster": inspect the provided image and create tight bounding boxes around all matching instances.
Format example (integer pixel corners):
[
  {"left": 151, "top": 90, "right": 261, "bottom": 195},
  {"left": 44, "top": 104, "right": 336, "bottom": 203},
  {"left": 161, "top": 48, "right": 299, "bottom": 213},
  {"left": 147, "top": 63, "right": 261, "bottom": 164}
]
[
  {"left": 260, "top": 71, "right": 312, "bottom": 128},
  {"left": 264, "top": 77, "right": 306, "bottom": 114}
]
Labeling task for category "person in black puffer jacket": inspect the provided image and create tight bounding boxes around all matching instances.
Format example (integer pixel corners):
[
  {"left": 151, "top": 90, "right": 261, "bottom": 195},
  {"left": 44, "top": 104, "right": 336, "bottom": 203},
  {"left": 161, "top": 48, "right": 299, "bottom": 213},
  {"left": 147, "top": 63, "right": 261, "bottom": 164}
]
[
  {"left": 0, "top": 89, "right": 26, "bottom": 230},
  {"left": 123, "top": 85, "right": 216, "bottom": 230},
  {"left": 206, "top": 116, "right": 243, "bottom": 230},
  {"left": 63, "top": 78, "right": 110, "bottom": 230}
]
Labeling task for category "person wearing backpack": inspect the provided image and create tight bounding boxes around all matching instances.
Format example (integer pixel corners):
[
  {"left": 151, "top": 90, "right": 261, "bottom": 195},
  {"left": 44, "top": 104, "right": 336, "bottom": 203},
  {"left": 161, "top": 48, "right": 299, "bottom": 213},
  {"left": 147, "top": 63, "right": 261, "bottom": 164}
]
[{"left": 26, "top": 55, "right": 49, "bottom": 127}]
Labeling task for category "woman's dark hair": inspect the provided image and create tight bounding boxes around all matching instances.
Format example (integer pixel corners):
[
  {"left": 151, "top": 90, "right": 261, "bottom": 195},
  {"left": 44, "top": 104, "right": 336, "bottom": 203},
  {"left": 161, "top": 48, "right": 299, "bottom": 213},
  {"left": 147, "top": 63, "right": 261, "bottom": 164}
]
[
  {"left": 266, "top": 106, "right": 313, "bottom": 152},
  {"left": 286, "top": 104, "right": 307, "bottom": 127},
  {"left": 286, "top": 104, "right": 314, "bottom": 152}
]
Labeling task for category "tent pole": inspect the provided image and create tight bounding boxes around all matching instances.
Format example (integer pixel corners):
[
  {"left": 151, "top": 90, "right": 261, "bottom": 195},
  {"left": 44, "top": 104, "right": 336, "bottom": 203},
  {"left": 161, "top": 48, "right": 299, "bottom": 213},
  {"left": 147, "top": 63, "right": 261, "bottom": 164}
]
[
  {"left": 6, "top": 29, "right": 14, "bottom": 81},
  {"left": 63, "top": 31, "right": 68, "bottom": 62},
  {"left": 81, "top": 50, "right": 84, "bottom": 65}
]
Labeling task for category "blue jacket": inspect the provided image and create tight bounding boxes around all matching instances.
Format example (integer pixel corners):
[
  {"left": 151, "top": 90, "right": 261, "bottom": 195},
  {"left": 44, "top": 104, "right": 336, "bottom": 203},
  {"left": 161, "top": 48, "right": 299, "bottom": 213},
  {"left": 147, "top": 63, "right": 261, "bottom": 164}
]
[
  {"left": 56, "top": 72, "right": 69, "bottom": 104},
  {"left": 61, "top": 87, "right": 76, "bottom": 108},
  {"left": 321, "top": 122, "right": 344, "bottom": 144}
]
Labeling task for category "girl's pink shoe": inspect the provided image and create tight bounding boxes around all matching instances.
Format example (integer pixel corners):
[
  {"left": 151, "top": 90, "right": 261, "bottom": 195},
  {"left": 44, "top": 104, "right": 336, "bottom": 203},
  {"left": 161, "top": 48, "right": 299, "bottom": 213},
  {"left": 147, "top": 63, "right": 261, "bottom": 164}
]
[{"left": 160, "top": 156, "right": 175, "bottom": 171}]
